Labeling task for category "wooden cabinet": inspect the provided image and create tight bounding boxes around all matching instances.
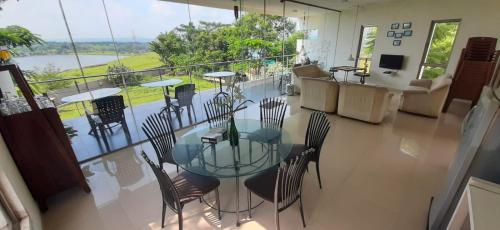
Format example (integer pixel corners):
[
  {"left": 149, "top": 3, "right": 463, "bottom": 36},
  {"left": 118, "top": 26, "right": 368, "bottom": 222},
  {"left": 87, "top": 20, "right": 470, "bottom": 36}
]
[
  {"left": 447, "top": 177, "right": 500, "bottom": 230},
  {"left": 0, "top": 64, "right": 90, "bottom": 211}
]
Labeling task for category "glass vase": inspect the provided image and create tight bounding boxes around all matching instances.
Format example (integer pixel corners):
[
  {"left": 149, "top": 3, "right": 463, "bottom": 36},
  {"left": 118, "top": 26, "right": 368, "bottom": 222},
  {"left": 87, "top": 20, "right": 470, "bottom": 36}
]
[{"left": 228, "top": 116, "right": 239, "bottom": 146}]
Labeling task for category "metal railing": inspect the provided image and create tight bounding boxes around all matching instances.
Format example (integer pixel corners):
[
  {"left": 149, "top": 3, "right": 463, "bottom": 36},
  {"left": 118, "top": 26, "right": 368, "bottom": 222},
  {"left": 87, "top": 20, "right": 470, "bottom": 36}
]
[
  {"left": 28, "top": 54, "right": 296, "bottom": 86},
  {"left": 27, "top": 54, "right": 296, "bottom": 117}
]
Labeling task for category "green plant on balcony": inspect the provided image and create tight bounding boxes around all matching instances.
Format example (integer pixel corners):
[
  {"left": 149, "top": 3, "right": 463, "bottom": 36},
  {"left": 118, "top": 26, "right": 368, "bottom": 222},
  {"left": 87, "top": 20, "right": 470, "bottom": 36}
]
[{"left": 106, "top": 64, "right": 143, "bottom": 86}]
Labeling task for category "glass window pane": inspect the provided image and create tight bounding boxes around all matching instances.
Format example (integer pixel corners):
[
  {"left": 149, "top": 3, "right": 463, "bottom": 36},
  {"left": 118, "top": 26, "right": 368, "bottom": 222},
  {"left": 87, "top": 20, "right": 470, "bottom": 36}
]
[
  {"left": 421, "top": 66, "right": 446, "bottom": 79},
  {"left": 425, "top": 22, "right": 460, "bottom": 65},
  {"left": 356, "top": 26, "right": 377, "bottom": 73}
]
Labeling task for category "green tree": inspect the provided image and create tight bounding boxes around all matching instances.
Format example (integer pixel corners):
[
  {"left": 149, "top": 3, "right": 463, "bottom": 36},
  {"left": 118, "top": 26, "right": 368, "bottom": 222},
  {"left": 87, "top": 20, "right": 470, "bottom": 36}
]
[
  {"left": 361, "top": 28, "right": 377, "bottom": 57},
  {"left": 422, "top": 22, "right": 459, "bottom": 79},
  {"left": 0, "top": 25, "right": 44, "bottom": 52},
  {"left": 149, "top": 31, "right": 185, "bottom": 67},
  {"left": 150, "top": 13, "right": 299, "bottom": 70}
]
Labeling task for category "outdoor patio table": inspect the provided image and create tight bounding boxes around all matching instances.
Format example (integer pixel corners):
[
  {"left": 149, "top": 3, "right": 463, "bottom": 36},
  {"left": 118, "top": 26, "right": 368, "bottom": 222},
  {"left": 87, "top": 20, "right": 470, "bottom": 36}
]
[
  {"left": 140, "top": 78, "right": 183, "bottom": 95},
  {"left": 60, "top": 87, "right": 122, "bottom": 103},
  {"left": 172, "top": 119, "right": 293, "bottom": 227},
  {"left": 203, "top": 71, "right": 236, "bottom": 93},
  {"left": 141, "top": 78, "right": 183, "bottom": 116}
]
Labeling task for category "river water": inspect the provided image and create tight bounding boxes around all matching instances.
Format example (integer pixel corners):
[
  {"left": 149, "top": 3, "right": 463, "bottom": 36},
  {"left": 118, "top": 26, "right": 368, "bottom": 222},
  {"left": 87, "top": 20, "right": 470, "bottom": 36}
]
[{"left": 13, "top": 54, "right": 125, "bottom": 71}]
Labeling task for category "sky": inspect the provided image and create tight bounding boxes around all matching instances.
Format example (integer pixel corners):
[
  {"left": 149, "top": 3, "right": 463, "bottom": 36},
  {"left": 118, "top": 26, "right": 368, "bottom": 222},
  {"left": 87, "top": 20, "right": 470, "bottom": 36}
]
[{"left": 0, "top": 0, "right": 236, "bottom": 42}]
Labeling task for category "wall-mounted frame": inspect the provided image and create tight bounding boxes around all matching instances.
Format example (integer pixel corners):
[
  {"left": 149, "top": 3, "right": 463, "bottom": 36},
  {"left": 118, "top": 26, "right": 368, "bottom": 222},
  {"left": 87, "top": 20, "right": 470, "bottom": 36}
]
[
  {"left": 393, "top": 40, "right": 401, "bottom": 46},
  {"left": 403, "top": 30, "right": 413, "bottom": 36},
  {"left": 391, "top": 23, "right": 400, "bottom": 29},
  {"left": 387, "top": 31, "right": 395, "bottom": 37},
  {"left": 394, "top": 33, "right": 403, "bottom": 38},
  {"left": 402, "top": 22, "right": 412, "bottom": 29}
]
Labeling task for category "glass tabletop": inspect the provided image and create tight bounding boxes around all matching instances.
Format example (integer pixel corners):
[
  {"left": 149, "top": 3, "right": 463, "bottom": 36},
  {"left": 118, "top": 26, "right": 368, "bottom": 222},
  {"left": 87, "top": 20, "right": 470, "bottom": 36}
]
[
  {"left": 140, "top": 79, "right": 183, "bottom": 87},
  {"left": 60, "top": 88, "right": 122, "bottom": 103},
  {"left": 172, "top": 119, "right": 293, "bottom": 178},
  {"left": 203, "top": 71, "right": 236, "bottom": 78}
]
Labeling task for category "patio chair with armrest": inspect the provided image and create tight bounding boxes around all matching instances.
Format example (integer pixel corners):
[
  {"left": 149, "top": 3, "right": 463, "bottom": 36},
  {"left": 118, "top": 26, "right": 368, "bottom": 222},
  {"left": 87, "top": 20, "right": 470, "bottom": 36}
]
[
  {"left": 87, "top": 95, "right": 131, "bottom": 150},
  {"left": 163, "top": 84, "right": 197, "bottom": 127}
]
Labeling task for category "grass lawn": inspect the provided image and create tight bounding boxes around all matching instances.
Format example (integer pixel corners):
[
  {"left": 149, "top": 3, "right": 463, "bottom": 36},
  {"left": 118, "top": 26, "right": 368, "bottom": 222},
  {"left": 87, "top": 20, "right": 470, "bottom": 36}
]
[
  {"left": 58, "top": 75, "right": 217, "bottom": 120},
  {"left": 48, "top": 52, "right": 218, "bottom": 120},
  {"left": 57, "top": 52, "right": 164, "bottom": 79}
]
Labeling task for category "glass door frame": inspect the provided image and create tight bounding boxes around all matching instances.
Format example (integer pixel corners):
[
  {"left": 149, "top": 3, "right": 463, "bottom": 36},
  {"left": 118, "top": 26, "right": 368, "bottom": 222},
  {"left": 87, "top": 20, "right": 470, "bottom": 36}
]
[{"left": 417, "top": 19, "right": 461, "bottom": 79}]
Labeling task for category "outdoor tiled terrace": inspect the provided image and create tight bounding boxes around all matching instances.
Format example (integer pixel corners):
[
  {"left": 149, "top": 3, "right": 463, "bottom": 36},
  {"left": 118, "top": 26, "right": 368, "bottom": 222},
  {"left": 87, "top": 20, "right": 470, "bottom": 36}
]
[{"left": 63, "top": 78, "right": 285, "bottom": 162}]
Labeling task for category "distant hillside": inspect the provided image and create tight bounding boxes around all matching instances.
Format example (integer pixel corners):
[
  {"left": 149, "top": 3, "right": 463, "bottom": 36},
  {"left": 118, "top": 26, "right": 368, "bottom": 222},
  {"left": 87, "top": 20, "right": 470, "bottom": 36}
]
[{"left": 12, "top": 42, "right": 150, "bottom": 56}]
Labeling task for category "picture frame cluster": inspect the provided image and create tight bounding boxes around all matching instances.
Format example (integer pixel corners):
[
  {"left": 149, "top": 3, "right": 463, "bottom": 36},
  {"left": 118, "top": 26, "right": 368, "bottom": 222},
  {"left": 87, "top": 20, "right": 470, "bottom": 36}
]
[{"left": 387, "top": 22, "right": 412, "bottom": 46}]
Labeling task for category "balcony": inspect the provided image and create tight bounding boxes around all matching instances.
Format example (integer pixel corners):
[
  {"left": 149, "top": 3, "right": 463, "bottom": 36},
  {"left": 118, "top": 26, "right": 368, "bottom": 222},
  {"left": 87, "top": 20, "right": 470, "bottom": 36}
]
[{"left": 28, "top": 55, "right": 294, "bottom": 162}]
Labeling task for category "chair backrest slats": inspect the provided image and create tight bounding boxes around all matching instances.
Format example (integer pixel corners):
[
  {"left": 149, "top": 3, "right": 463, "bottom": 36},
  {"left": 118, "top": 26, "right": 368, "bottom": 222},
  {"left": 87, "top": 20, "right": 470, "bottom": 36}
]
[
  {"left": 260, "top": 97, "right": 287, "bottom": 128},
  {"left": 305, "top": 112, "right": 331, "bottom": 160},
  {"left": 275, "top": 148, "right": 313, "bottom": 211},
  {"left": 203, "top": 97, "right": 230, "bottom": 125},
  {"left": 142, "top": 113, "right": 176, "bottom": 168},
  {"left": 141, "top": 152, "right": 181, "bottom": 214},
  {"left": 175, "top": 84, "right": 196, "bottom": 107}
]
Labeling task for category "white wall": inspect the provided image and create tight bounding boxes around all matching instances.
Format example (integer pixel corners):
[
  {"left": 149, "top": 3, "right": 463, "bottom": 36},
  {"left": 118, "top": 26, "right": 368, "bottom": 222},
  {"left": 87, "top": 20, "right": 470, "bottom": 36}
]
[
  {"left": 334, "top": 0, "right": 500, "bottom": 90},
  {"left": 0, "top": 134, "right": 42, "bottom": 230}
]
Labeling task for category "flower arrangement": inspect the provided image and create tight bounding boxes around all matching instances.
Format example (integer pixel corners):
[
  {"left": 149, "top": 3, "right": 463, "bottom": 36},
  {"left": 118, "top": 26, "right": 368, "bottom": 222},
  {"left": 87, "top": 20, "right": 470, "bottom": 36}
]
[
  {"left": 0, "top": 47, "right": 11, "bottom": 65},
  {"left": 215, "top": 72, "right": 253, "bottom": 146}
]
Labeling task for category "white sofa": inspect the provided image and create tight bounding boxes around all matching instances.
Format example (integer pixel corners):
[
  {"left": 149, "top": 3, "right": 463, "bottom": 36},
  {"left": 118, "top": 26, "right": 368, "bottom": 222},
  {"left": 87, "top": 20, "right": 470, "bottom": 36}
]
[
  {"left": 399, "top": 74, "right": 452, "bottom": 117},
  {"left": 300, "top": 77, "right": 339, "bottom": 113},
  {"left": 337, "top": 83, "right": 391, "bottom": 124},
  {"left": 292, "top": 64, "right": 331, "bottom": 93}
]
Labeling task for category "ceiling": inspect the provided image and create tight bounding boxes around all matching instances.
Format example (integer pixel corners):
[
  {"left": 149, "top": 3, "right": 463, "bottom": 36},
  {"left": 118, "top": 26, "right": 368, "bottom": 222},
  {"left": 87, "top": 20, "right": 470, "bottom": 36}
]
[{"left": 162, "top": 0, "right": 403, "bottom": 17}]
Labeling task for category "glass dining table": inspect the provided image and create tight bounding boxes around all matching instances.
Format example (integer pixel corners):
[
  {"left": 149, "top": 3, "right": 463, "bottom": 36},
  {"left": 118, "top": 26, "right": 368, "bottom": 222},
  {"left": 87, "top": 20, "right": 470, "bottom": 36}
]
[{"left": 172, "top": 119, "right": 293, "bottom": 226}]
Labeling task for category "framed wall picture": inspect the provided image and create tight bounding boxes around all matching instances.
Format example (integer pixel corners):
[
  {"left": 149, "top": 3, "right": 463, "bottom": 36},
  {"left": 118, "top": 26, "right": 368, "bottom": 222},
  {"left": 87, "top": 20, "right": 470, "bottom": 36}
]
[
  {"left": 391, "top": 23, "right": 400, "bottom": 30},
  {"left": 394, "top": 33, "right": 403, "bottom": 38},
  {"left": 393, "top": 40, "right": 402, "bottom": 46},
  {"left": 403, "top": 30, "right": 413, "bottom": 36},
  {"left": 402, "top": 22, "right": 412, "bottom": 29},
  {"left": 387, "top": 31, "right": 395, "bottom": 37}
]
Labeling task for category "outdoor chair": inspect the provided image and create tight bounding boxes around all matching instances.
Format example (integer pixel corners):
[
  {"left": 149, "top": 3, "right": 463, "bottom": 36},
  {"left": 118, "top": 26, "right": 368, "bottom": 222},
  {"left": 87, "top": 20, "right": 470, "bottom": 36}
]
[
  {"left": 141, "top": 152, "right": 221, "bottom": 230},
  {"left": 87, "top": 95, "right": 131, "bottom": 150},
  {"left": 164, "top": 84, "right": 197, "bottom": 127}
]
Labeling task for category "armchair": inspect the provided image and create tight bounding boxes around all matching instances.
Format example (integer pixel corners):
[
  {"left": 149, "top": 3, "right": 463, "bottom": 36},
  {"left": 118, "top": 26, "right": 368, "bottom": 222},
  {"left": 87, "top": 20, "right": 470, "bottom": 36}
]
[
  {"left": 292, "top": 64, "right": 331, "bottom": 93},
  {"left": 399, "top": 74, "right": 452, "bottom": 117}
]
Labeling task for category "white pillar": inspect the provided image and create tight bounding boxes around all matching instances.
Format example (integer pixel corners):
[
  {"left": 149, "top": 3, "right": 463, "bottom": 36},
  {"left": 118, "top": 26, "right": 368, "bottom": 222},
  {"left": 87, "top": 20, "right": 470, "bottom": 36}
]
[{"left": 0, "top": 70, "right": 17, "bottom": 98}]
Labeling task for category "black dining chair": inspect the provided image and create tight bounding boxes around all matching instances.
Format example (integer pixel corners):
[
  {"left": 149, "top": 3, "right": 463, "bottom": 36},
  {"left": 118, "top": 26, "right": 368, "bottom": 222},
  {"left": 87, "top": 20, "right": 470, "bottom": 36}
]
[
  {"left": 142, "top": 113, "right": 179, "bottom": 172},
  {"left": 88, "top": 95, "right": 131, "bottom": 150},
  {"left": 165, "top": 84, "right": 197, "bottom": 127},
  {"left": 142, "top": 113, "right": 201, "bottom": 173},
  {"left": 247, "top": 98, "right": 287, "bottom": 158},
  {"left": 203, "top": 96, "right": 230, "bottom": 126},
  {"left": 141, "top": 152, "right": 221, "bottom": 229},
  {"left": 245, "top": 148, "right": 314, "bottom": 230},
  {"left": 286, "top": 111, "right": 331, "bottom": 189}
]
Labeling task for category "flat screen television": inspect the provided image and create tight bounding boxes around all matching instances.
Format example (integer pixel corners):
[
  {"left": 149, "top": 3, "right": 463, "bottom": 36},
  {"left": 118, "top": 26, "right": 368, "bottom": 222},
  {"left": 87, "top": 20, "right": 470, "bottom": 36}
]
[{"left": 379, "top": 54, "right": 404, "bottom": 70}]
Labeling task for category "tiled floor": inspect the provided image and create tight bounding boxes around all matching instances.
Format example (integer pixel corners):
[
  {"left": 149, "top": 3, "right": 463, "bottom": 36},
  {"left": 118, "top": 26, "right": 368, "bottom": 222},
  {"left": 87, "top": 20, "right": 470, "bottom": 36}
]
[{"left": 43, "top": 93, "right": 469, "bottom": 230}]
